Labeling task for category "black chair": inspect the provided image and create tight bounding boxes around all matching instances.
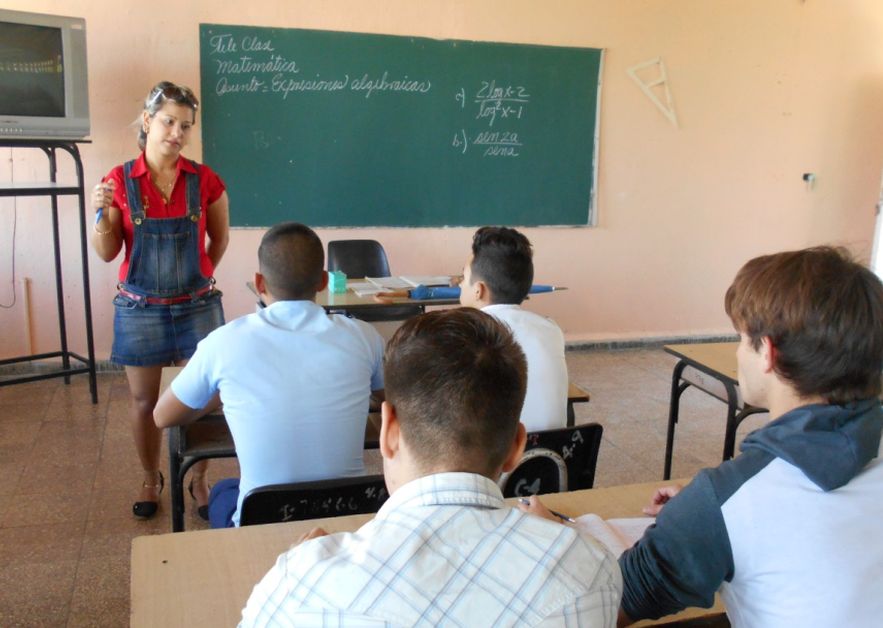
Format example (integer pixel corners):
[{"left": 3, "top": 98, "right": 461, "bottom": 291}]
[
  {"left": 167, "top": 408, "right": 384, "bottom": 532},
  {"left": 326, "top": 239, "right": 423, "bottom": 322},
  {"left": 327, "top": 239, "right": 392, "bottom": 277},
  {"left": 239, "top": 474, "right": 389, "bottom": 526},
  {"left": 499, "top": 423, "right": 603, "bottom": 497},
  {"left": 499, "top": 448, "right": 568, "bottom": 497}
]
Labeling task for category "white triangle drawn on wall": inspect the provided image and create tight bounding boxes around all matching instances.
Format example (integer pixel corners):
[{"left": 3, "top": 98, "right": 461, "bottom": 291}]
[{"left": 627, "top": 57, "right": 678, "bottom": 128}]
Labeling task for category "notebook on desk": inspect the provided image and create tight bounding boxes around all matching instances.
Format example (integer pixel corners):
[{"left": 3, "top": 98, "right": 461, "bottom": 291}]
[
  {"left": 575, "top": 514, "right": 654, "bottom": 557},
  {"left": 366, "top": 275, "right": 453, "bottom": 289},
  {"left": 349, "top": 282, "right": 384, "bottom": 297}
]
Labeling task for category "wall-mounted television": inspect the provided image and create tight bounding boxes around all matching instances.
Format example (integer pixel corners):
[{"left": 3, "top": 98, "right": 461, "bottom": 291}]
[{"left": 0, "top": 9, "right": 89, "bottom": 140}]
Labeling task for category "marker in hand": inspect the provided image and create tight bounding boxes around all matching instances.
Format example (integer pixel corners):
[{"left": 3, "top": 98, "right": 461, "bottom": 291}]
[{"left": 94, "top": 180, "right": 115, "bottom": 225}]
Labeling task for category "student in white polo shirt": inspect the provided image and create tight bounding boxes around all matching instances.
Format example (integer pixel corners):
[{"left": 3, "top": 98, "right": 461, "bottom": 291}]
[
  {"left": 459, "top": 226, "right": 568, "bottom": 432},
  {"left": 154, "top": 222, "right": 384, "bottom": 527}
]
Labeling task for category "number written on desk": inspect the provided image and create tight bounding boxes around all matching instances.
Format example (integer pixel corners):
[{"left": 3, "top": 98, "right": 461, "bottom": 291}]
[{"left": 277, "top": 485, "right": 389, "bottom": 522}]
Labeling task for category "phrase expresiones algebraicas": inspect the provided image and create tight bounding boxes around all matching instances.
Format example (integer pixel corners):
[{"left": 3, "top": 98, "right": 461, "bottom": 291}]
[{"left": 214, "top": 55, "right": 432, "bottom": 99}]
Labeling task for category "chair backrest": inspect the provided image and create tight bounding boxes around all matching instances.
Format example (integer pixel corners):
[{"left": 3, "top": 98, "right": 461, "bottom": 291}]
[
  {"left": 500, "top": 423, "right": 603, "bottom": 497},
  {"left": 239, "top": 474, "right": 389, "bottom": 526},
  {"left": 498, "top": 447, "right": 567, "bottom": 497},
  {"left": 327, "top": 239, "right": 391, "bottom": 278}
]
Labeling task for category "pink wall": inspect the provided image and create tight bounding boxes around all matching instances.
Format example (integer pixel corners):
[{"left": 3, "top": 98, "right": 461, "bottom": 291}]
[{"left": 2, "top": 0, "right": 882, "bottom": 360}]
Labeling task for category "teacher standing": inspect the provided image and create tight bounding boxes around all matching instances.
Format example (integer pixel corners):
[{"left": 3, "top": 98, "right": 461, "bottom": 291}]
[{"left": 91, "top": 81, "right": 229, "bottom": 520}]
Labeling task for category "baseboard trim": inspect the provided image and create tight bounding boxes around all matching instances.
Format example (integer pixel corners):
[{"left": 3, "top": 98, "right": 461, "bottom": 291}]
[
  {"left": 2, "top": 335, "right": 738, "bottom": 377},
  {"left": 565, "top": 333, "right": 738, "bottom": 352}
]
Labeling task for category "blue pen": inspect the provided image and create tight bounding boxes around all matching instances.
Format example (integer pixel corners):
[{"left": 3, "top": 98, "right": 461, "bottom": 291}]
[
  {"left": 528, "top": 284, "right": 555, "bottom": 294},
  {"left": 95, "top": 180, "right": 109, "bottom": 224}
]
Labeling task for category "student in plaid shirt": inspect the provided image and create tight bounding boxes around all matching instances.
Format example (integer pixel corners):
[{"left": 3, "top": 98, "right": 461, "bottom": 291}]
[{"left": 241, "top": 308, "right": 621, "bottom": 627}]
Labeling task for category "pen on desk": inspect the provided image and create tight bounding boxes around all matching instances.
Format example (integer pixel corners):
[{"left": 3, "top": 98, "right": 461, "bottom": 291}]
[
  {"left": 517, "top": 497, "right": 576, "bottom": 523},
  {"left": 528, "top": 285, "right": 568, "bottom": 294}
]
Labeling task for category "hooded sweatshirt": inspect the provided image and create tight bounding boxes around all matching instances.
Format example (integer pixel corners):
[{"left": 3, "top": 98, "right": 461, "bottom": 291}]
[{"left": 619, "top": 400, "right": 883, "bottom": 627}]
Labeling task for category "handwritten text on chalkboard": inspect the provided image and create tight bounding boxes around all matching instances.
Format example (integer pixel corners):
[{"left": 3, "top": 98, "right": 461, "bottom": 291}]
[
  {"left": 451, "top": 82, "right": 530, "bottom": 157},
  {"left": 209, "top": 31, "right": 525, "bottom": 159},
  {"left": 209, "top": 32, "right": 432, "bottom": 100}
]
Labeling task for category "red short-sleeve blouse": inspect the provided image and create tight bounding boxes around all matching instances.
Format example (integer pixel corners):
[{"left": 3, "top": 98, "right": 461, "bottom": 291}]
[{"left": 103, "top": 152, "right": 226, "bottom": 283}]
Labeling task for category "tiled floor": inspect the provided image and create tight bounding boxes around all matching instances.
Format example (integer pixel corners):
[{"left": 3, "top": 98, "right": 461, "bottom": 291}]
[{"left": 0, "top": 347, "right": 768, "bottom": 626}]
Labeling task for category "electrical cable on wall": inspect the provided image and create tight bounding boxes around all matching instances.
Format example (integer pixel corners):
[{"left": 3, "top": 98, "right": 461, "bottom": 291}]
[{"left": 1, "top": 148, "right": 17, "bottom": 309}]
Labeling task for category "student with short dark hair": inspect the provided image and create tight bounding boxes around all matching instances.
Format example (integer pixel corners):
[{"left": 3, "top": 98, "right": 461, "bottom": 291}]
[
  {"left": 460, "top": 226, "right": 569, "bottom": 431},
  {"left": 240, "top": 308, "right": 621, "bottom": 626},
  {"left": 527, "top": 246, "right": 883, "bottom": 627},
  {"left": 154, "top": 222, "right": 384, "bottom": 528}
]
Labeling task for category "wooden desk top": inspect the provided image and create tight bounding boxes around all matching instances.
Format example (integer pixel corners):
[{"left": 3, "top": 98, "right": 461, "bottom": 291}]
[
  {"left": 317, "top": 285, "right": 460, "bottom": 310},
  {"left": 247, "top": 279, "right": 461, "bottom": 311},
  {"left": 664, "top": 341, "right": 739, "bottom": 384},
  {"left": 567, "top": 381, "right": 590, "bottom": 402},
  {"left": 131, "top": 478, "right": 722, "bottom": 627}
]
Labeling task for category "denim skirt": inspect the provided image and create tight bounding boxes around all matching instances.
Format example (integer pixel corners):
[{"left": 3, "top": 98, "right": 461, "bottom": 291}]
[{"left": 110, "top": 290, "right": 225, "bottom": 366}]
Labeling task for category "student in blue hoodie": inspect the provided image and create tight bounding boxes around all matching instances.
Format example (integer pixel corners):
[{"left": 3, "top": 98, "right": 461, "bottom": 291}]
[{"left": 525, "top": 246, "right": 883, "bottom": 627}]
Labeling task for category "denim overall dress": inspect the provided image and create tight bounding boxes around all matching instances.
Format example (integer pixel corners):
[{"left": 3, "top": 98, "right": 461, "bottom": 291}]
[{"left": 110, "top": 159, "right": 224, "bottom": 366}]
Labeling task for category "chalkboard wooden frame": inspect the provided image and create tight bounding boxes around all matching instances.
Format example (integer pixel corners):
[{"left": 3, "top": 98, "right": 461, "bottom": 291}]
[{"left": 200, "top": 24, "right": 603, "bottom": 228}]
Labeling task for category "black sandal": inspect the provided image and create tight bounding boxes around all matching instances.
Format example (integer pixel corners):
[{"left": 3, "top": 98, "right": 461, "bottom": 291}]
[
  {"left": 188, "top": 478, "right": 210, "bottom": 521},
  {"left": 133, "top": 471, "right": 164, "bottom": 519}
]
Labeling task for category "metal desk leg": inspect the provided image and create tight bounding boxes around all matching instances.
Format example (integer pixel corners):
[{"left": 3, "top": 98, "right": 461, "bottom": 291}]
[
  {"left": 724, "top": 405, "right": 767, "bottom": 460},
  {"left": 722, "top": 381, "right": 741, "bottom": 461},
  {"left": 664, "top": 360, "right": 690, "bottom": 480}
]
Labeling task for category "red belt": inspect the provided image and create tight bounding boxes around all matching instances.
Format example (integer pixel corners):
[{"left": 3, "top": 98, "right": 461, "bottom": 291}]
[{"left": 118, "top": 285, "right": 215, "bottom": 305}]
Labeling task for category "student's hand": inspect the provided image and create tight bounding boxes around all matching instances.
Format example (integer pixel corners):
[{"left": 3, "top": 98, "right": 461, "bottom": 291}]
[
  {"left": 291, "top": 527, "right": 328, "bottom": 548},
  {"left": 642, "top": 485, "right": 682, "bottom": 516},
  {"left": 516, "top": 495, "right": 561, "bottom": 524},
  {"left": 449, "top": 275, "right": 463, "bottom": 287}
]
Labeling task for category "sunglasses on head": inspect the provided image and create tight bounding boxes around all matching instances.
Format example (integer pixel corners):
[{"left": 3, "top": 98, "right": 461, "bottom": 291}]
[{"left": 149, "top": 82, "right": 198, "bottom": 110}]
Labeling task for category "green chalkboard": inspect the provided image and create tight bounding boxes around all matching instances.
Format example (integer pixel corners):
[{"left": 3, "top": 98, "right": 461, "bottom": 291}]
[{"left": 199, "top": 24, "right": 602, "bottom": 227}]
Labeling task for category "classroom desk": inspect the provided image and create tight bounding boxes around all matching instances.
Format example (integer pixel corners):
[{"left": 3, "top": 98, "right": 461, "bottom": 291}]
[
  {"left": 567, "top": 381, "right": 591, "bottom": 427},
  {"left": 160, "top": 367, "right": 591, "bottom": 531},
  {"left": 131, "top": 478, "right": 725, "bottom": 627},
  {"left": 662, "top": 342, "right": 766, "bottom": 480},
  {"left": 246, "top": 280, "right": 462, "bottom": 312},
  {"left": 316, "top": 283, "right": 460, "bottom": 311},
  {"left": 256, "top": 280, "right": 563, "bottom": 311},
  {"left": 314, "top": 281, "right": 563, "bottom": 311}
]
